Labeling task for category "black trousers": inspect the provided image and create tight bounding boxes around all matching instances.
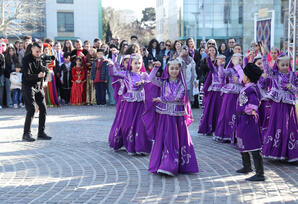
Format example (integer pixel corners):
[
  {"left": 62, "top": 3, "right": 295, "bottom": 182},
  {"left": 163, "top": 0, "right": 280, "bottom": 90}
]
[
  {"left": 61, "top": 88, "right": 71, "bottom": 104},
  {"left": 22, "top": 86, "right": 47, "bottom": 135},
  {"left": 94, "top": 82, "right": 107, "bottom": 105},
  {"left": 241, "top": 150, "right": 264, "bottom": 176}
]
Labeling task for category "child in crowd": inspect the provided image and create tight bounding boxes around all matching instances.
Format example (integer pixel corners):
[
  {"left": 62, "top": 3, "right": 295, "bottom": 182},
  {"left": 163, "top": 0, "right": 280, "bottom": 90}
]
[
  {"left": 86, "top": 48, "right": 97, "bottom": 105},
  {"left": 91, "top": 48, "right": 109, "bottom": 105},
  {"left": 10, "top": 66, "right": 24, "bottom": 108},
  {"left": 60, "top": 53, "right": 72, "bottom": 104},
  {"left": 70, "top": 57, "right": 85, "bottom": 105}
]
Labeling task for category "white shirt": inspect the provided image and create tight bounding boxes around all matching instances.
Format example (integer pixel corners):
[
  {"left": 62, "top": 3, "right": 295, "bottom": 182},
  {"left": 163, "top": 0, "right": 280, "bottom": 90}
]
[{"left": 10, "top": 72, "right": 22, "bottom": 90}]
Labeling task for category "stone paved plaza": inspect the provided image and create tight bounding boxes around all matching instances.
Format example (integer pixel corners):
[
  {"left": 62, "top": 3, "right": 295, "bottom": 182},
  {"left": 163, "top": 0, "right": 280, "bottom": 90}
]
[{"left": 0, "top": 106, "right": 297, "bottom": 204}]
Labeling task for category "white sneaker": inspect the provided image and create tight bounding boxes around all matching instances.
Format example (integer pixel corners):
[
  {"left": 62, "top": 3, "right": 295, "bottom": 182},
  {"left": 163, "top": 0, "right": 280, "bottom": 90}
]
[
  {"left": 0, "top": 105, "right": 2, "bottom": 109},
  {"left": 20, "top": 103, "right": 25, "bottom": 108},
  {"left": 14, "top": 104, "right": 18, "bottom": 109}
]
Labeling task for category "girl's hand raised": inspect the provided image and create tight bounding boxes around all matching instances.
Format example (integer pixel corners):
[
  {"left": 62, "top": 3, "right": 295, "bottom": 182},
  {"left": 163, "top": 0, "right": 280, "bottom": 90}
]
[
  {"left": 286, "top": 83, "right": 292, "bottom": 90},
  {"left": 260, "top": 42, "right": 267, "bottom": 56},
  {"left": 105, "top": 59, "right": 114, "bottom": 66},
  {"left": 152, "top": 97, "right": 162, "bottom": 103},
  {"left": 232, "top": 56, "right": 240, "bottom": 66},
  {"left": 153, "top": 61, "right": 161, "bottom": 68},
  {"left": 136, "top": 80, "right": 145, "bottom": 86}
]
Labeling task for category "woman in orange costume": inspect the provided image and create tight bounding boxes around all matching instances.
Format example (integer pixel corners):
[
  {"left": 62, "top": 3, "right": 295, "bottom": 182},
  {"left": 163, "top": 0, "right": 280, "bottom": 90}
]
[{"left": 70, "top": 57, "right": 85, "bottom": 105}]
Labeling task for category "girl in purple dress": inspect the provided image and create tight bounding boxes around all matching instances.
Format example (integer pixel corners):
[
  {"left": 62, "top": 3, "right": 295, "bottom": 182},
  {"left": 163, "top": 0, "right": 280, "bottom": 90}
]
[
  {"left": 262, "top": 55, "right": 298, "bottom": 162},
  {"left": 111, "top": 54, "right": 130, "bottom": 110},
  {"left": 213, "top": 53, "right": 244, "bottom": 142},
  {"left": 254, "top": 54, "right": 271, "bottom": 139},
  {"left": 108, "top": 55, "right": 129, "bottom": 150},
  {"left": 198, "top": 53, "right": 225, "bottom": 135},
  {"left": 244, "top": 48, "right": 272, "bottom": 140},
  {"left": 108, "top": 54, "right": 152, "bottom": 155},
  {"left": 235, "top": 63, "right": 265, "bottom": 181},
  {"left": 145, "top": 59, "right": 199, "bottom": 176}
]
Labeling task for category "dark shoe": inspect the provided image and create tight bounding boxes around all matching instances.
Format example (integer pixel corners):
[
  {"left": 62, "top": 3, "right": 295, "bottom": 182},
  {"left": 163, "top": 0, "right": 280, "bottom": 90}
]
[
  {"left": 246, "top": 174, "right": 265, "bottom": 181},
  {"left": 251, "top": 150, "right": 264, "bottom": 177},
  {"left": 22, "top": 133, "right": 35, "bottom": 142},
  {"left": 37, "top": 132, "right": 52, "bottom": 140},
  {"left": 236, "top": 167, "right": 253, "bottom": 174}
]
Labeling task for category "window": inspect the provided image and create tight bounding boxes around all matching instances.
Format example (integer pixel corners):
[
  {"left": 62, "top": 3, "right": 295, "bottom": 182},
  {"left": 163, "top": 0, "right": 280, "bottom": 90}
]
[
  {"left": 223, "top": 0, "right": 231, "bottom": 24},
  {"left": 238, "top": 0, "right": 243, "bottom": 24},
  {"left": 57, "top": 12, "right": 74, "bottom": 32},
  {"left": 57, "top": 0, "right": 73, "bottom": 3}
]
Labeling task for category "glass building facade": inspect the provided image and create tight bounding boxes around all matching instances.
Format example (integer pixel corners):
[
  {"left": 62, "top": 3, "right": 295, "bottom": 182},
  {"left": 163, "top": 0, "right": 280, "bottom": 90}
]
[
  {"left": 181, "top": 0, "right": 243, "bottom": 41},
  {"left": 156, "top": 0, "right": 289, "bottom": 52}
]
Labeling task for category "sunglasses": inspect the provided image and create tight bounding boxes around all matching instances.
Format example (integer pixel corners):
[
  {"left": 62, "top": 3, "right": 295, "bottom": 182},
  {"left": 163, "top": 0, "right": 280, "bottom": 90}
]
[
  {"left": 208, "top": 43, "right": 215, "bottom": 46},
  {"left": 166, "top": 44, "right": 171, "bottom": 47}
]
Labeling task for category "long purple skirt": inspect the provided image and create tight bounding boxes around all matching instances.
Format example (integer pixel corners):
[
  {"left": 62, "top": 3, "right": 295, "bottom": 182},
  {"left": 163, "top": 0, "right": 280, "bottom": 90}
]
[
  {"left": 213, "top": 93, "right": 238, "bottom": 142},
  {"left": 109, "top": 100, "right": 124, "bottom": 150},
  {"left": 198, "top": 91, "right": 222, "bottom": 135},
  {"left": 148, "top": 114, "right": 199, "bottom": 176},
  {"left": 259, "top": 100, "right": 271, "bottom": 142},
  {"left": 262, "top": 101, "right": 298, "bottom": 162},
  {"left": 119, "top": 101, "right": 152, "bottom": 155}
]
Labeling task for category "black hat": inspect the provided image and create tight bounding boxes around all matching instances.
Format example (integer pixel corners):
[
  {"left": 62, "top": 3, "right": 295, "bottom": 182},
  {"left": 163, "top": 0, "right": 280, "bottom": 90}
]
[
  {"left": 109, "top": 44, "right": 118, "bottom": 50},
  {"left": 243, "top": 63, "right": 263, "bottom": 83}
]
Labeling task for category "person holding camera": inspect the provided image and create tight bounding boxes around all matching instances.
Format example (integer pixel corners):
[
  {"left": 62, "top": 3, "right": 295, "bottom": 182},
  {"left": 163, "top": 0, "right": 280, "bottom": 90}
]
[{"left": 22, "top": 42, "right": 51, "bottom": 142}]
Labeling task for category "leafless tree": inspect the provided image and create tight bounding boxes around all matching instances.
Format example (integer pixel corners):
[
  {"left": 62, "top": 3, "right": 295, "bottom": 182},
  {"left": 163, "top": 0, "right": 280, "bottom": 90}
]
[
  {"left": 103, "top": 7, "right": 155, "bottom": 45},
  {"left": 0, "top": 0, "right": 45, "bottom": 38}
]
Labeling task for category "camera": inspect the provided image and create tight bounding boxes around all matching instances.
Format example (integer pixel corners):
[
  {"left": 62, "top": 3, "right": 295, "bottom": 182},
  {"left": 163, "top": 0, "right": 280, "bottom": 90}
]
[
  {"left": 40, "top": 54, "right": 55, "bottom": 62},
  {"left": 40, "top": 54, "right": 55, "bottom": 67}
]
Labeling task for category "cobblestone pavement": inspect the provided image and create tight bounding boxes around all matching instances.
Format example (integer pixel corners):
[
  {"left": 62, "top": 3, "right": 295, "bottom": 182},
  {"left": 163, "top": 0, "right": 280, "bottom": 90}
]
[{"left": 0, "top": 106, "right": 297, "bottom": 204}]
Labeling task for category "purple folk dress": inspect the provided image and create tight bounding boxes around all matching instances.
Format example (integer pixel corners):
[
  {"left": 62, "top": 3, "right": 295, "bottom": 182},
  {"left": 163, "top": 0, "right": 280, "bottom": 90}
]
[
  {"left": 108, "top": 65, "right": 152, "bottom": 155},
  {"left": 213, "top": 64, "right": 244, "bottom": 142},
  {"left": 236, "top": 83, "right": 262, "bottom": 152},
  {"left": 198, "top": 57, "right": 223, "bottom": 135},
  {"left": 145, "top": 67, "right": 199, "bottom": 176},
  {"left": 262, "top": 68, "right": 298, "bottom": 162}
]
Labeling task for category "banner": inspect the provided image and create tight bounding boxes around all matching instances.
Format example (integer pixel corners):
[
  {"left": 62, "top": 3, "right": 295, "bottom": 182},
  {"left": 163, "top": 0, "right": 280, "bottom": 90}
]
[{"left": 256, "top": 19, "right": 271, "bottom": 51}]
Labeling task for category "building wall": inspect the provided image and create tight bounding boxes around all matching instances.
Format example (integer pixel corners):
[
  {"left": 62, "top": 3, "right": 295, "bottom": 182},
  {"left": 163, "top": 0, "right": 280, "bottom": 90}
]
[
  {"left": 156, "top": 0, "right": 166, "bottom": 41},
  {"left": 167, "top": 0, "right": 180, "bottom": 41},
  {"left": 46, "top": 0, "right": 101, "bottom": 41},
  {"left": 156, "top": 0, "right": 182, "bottom": 42}
]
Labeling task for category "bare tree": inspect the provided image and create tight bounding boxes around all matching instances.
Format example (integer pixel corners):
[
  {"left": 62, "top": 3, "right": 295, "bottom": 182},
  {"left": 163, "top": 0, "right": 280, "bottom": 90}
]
[
  {"left": 102, "top": 7, "right": 155, "bottom": 45},
  {"left": 0, "top": 0, "right": 45, "bottom": 38}
]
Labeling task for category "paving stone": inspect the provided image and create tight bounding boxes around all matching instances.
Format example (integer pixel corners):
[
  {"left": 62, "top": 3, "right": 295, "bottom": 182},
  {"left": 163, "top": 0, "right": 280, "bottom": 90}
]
[{"left": 0, "top": 106, "right": 297, "bottom": 203}]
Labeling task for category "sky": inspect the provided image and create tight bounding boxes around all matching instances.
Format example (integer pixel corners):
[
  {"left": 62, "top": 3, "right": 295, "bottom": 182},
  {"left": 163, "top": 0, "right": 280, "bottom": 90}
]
[{"left": 102, "top": 0, "right": 155, "bottom": 19}]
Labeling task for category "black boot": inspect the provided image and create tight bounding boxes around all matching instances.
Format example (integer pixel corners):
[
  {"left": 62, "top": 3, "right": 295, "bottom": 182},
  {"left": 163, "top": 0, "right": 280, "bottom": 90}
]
[
  {"left": 37, "top": 132, "right": 52, "bottom": 140},
  {"left": 22, "top": 133, "right": 35, "bottom": 142},
  {"left": 236, "top": 152, "right": 253, "bottom": 174},
  {"left": 246, "top": 150, "right": 265, "bottom": 181}
]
